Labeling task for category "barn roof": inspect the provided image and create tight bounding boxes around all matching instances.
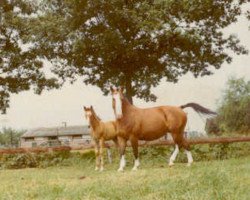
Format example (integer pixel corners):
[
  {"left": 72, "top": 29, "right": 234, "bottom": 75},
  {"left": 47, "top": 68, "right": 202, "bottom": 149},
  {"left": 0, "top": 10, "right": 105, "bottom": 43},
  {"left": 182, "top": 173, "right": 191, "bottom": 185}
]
[{"left": 22, "top": 125, "right": 90, "bottom": 138}]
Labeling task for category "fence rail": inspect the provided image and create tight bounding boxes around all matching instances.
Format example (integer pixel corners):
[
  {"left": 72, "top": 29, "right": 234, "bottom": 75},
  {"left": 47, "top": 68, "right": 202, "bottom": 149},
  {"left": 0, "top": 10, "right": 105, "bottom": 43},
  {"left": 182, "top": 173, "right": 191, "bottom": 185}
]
[{"left": 1, "top": 136, "right": 250, "bottom": 155}]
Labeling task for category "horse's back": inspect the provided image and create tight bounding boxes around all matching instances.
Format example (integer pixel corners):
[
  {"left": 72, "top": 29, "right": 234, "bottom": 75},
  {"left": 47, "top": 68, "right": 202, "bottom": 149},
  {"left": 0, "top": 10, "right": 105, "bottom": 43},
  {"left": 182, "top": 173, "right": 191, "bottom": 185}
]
[{"left": 137, "top": 106, "right": 187, "bottom": 140}]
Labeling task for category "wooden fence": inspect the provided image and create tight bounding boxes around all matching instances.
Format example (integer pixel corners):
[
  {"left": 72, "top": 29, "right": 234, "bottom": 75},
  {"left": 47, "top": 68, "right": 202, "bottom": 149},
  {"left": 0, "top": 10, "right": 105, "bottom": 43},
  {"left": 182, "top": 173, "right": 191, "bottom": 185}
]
[{"left": 1, "top": 136, "right": 250, "bottom": 155}]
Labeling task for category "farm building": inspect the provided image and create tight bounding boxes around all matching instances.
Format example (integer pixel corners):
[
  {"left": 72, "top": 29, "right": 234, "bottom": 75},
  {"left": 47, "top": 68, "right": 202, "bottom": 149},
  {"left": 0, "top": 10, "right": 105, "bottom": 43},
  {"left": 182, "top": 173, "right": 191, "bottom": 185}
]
[{"left": 21, "top": 125, "right": 91, "bottom": 148}]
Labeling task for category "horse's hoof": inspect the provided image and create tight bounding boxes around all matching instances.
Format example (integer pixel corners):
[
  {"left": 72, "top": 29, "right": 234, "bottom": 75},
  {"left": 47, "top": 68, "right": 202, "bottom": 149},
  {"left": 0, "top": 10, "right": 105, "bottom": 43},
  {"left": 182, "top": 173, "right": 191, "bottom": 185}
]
[
  {"left": 187, "top": 162, "right": 193, "bottom": 167},
  {"left": 95, "top": 167, "right": 99, "bottom": 171},
  {"left": 100, "top": 168, "right": 104, "bottom": 172},
  {"left": 117, "top": 168, "right": 124, "bottom": 172},
  {"left": 168, "top": 163, "right": 174, "bottom": 167},
  {"left": 132, "top": 167, "right": 138, "bottom": 171}
]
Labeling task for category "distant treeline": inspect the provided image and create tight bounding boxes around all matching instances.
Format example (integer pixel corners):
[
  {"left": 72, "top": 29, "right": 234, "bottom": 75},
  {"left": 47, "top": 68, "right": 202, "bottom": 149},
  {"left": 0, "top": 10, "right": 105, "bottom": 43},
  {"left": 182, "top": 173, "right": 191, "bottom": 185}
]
[
  {"left": 206, "top": 77, "right": 250, "bottom": 135},
  {"left": 0, "top": 128, "right": 26, "bottom": 148}
]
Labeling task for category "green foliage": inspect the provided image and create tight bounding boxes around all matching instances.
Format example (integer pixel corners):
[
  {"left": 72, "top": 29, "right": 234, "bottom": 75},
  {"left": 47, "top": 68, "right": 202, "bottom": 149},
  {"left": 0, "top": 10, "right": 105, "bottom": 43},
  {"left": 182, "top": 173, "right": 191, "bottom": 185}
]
[
  {"left": 137, "top": 142, "right": 250, "bottom": 166},
  {"left": 0, "top": 127, "right": 25, "bottom": 147},
  {"left": 25, "top": 0, "right": 248, "bottom": 103},
  {"left": 0, "top": 0, "right": 59, "bottom": 114},
  {"left": 205, "top": 117, "right": 220, "bottom": 135},
  {"left": 206, "top": 77, "right": 250, "bottom": 134},
  {"left": 1, "top": 142, "right": 249, "bottom": 170},
  {"left": 217, "top": 77, "right": 250, "bottom": 133},
  {"left": 0, "top": 149, "right": 95, "bottom": 169}
]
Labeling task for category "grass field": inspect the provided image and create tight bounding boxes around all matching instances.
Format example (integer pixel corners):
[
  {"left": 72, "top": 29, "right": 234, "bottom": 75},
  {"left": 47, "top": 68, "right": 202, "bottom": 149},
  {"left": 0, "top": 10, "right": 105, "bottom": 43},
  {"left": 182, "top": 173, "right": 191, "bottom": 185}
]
[{"left": 0, "top": 154, "right": 249, "bottom": 200}]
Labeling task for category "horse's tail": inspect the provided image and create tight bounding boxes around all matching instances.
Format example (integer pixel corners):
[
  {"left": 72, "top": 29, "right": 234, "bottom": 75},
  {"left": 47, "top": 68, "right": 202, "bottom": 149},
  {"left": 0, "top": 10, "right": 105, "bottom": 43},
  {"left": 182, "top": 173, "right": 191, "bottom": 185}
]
[{"left": 180, "top": 102, "right": 217, "bottom": 116}]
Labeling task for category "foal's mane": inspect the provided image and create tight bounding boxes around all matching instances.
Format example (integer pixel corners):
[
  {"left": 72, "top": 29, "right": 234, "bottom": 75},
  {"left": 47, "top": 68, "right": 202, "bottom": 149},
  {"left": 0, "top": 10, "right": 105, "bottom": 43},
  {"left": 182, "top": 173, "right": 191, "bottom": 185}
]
[{"left": 91, "top": 108, "right": 101, "bottom": 121}]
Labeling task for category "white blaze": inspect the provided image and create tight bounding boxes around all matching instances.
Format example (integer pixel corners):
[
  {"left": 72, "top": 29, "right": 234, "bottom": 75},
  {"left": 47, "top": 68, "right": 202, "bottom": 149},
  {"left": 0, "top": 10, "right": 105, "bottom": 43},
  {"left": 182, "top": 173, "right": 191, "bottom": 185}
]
[
  {"left": 85, "top": 111, "right": 92, "bottom": 123},
  {"left": 113, "top": 93, "right": 122, "bottom": 118}
]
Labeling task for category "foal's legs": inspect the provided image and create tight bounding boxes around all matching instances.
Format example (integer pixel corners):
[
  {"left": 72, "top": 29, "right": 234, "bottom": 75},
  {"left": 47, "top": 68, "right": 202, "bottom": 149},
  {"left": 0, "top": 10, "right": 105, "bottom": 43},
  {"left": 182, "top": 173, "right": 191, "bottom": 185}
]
[
  {"left": 99, "top": 138, "right": 105, "bottom": 171},
  {"left": 117, "top": 136, "right": 127, "bottom": 172},
  {"left": 130, "top": 135, "right": 140, "bottom": 171},
  {"left": 106, "top": 145, "right": 112, "bottom": 164},
  {"left": 94, "top": 140, "right": 100, "bottom": 170}
]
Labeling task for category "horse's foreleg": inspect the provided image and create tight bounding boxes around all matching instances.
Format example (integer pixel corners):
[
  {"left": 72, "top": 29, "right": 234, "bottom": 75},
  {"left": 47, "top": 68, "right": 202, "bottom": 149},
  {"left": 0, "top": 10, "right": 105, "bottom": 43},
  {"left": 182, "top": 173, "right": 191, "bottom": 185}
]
[
  {"left": 169, "top": 144, "right": 179, "bottom": 167},
  {"left": 94, "top": 140, "right": 100, "bottom": 171},
  {"left": 113, "top": 137, "right": 119, "bottom": 149},
  {"left": 130, "top": 135, "right": 140, "bottom": 171},
  {"left": 99, "top": 138, "right": 105, "bottom": 171},
  {"left": 117, "top": 136, "right": 127, "bottom": 172}
]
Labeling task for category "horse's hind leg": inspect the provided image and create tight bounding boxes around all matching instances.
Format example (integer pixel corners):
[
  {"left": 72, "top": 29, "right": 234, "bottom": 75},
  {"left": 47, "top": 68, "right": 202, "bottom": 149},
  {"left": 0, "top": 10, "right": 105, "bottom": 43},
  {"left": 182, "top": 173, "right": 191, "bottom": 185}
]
[
  {"left": 169, "top": 144, "right": 179, "bottom": 167},
  {"left": 176, "top": 135, "right": 193, "bottom": 166},
  {"left": 170, "top": 131, "right": 193, "bottom": 166},
  {"left": 180, "top": 136, "right": 193, "bottom": 166},
  {"left": 130, "top": 135, "right": 140, "bottom": 171},
  {"left": 184, "top": 145, "right": 193, "bottom": 166}
]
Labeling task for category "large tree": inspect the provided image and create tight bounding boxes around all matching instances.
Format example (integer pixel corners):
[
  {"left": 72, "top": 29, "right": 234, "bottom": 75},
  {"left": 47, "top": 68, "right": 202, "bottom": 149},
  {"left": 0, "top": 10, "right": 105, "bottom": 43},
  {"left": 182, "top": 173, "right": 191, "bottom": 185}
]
[
  {"left": 19, "top": 1, "right": 250, "bottom": 104},
  {"left": 0, "top": 0, "right": 58, "bottom": 114}
]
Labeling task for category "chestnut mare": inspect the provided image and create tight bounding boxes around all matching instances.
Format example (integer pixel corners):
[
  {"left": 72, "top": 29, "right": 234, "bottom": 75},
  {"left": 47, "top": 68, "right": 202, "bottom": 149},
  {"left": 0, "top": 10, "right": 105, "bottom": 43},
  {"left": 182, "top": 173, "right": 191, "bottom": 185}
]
[
  {"left": 84, "top": 106, "right": 118, "bottom": 171},
  {"left": 110, "top": 87, "right": 216, "bottom": 171}
]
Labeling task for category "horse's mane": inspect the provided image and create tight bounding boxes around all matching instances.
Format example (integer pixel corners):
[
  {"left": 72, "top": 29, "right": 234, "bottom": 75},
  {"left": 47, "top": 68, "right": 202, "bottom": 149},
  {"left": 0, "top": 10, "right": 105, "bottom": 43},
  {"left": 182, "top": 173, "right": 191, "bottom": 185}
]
[{"left": 119, "top": 97, "right": 136, "bottom": 132}]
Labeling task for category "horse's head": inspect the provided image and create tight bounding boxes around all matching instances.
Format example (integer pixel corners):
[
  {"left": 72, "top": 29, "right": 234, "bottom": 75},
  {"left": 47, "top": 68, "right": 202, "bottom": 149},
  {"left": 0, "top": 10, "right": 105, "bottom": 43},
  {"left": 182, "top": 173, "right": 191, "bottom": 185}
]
[{"left": 110, "top": 86, "right": 124, "bottom": 120}]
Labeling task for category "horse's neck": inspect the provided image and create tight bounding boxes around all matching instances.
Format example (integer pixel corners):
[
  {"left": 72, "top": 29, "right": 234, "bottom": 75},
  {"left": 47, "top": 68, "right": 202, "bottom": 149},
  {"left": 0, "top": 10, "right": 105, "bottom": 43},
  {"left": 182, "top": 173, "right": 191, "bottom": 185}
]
[{"left": 122, "top": 98, "right": 136, "bottom": 116}]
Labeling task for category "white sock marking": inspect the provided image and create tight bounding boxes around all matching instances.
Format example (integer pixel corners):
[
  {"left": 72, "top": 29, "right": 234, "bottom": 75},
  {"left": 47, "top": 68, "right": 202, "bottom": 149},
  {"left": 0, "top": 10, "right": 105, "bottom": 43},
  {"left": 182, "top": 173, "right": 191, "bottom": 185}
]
[
  {"left": 185, "top": 150, "right": 193, "bottom": 166},
  {"left": 169, "top": 144, "right": 179, "bottom": 166},
  {"left": 118, "top": 155, "right": 126, "bottom": 171},
  {"left": 132, "top": 159, "right": 140, "bottom": 171}
]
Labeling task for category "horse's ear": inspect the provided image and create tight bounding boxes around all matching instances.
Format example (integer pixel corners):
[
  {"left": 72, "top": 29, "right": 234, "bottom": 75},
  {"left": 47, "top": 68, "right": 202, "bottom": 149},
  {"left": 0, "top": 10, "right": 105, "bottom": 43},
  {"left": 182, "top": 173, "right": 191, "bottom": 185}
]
[
  {"left": 110, "top": 86, "right": 114, "bottom": 93},
  {"left": 120, "top": 86, "right": 124, "bottom": 93},
  {"left": 90, "top": 105, "right": 93, "bottom": 110},
  {"left": 83, "top": 106, "right": 87, "bottom": 111}
]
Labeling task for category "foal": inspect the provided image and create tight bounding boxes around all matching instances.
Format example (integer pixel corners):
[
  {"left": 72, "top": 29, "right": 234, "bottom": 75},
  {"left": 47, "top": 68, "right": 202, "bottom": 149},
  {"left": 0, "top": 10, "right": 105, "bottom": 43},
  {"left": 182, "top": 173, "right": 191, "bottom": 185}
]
[{"left": 84, "top": 106, "right": 118, "bottom": 171}]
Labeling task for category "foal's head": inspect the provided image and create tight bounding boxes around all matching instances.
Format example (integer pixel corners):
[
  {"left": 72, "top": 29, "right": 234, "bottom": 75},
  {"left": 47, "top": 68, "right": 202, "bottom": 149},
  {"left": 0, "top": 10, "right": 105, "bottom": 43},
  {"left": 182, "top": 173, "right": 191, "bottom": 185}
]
[
  {"left": 110, "top": 86, "right": 124, "bottom": 119},
  {"left": 83, "top": 106, "right": 101, "bottom": 122},
  {"left": 84, "top": 106, "right": 93, "bottom": 122}
]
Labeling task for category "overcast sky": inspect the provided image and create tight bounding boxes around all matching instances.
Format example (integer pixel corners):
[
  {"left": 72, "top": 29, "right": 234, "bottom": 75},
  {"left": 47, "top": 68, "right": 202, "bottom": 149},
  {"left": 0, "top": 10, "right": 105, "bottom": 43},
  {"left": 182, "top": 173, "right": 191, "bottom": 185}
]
[{"left": 1, "top": 5, "right": 250, "bottom": 132}]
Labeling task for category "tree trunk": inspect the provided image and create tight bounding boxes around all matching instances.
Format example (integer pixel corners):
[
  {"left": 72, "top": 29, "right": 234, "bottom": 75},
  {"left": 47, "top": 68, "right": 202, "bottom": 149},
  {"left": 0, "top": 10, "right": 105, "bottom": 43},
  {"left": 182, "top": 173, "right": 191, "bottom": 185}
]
[{"left": 125, "top": 76, "right": 133, "bottom": 105}]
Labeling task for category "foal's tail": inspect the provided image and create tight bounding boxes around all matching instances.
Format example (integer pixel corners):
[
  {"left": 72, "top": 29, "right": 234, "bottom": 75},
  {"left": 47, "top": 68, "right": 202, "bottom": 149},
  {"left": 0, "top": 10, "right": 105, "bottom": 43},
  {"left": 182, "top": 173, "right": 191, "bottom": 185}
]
[{"left": 180, "top": 103, "right": 217, "bottom": 116}]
